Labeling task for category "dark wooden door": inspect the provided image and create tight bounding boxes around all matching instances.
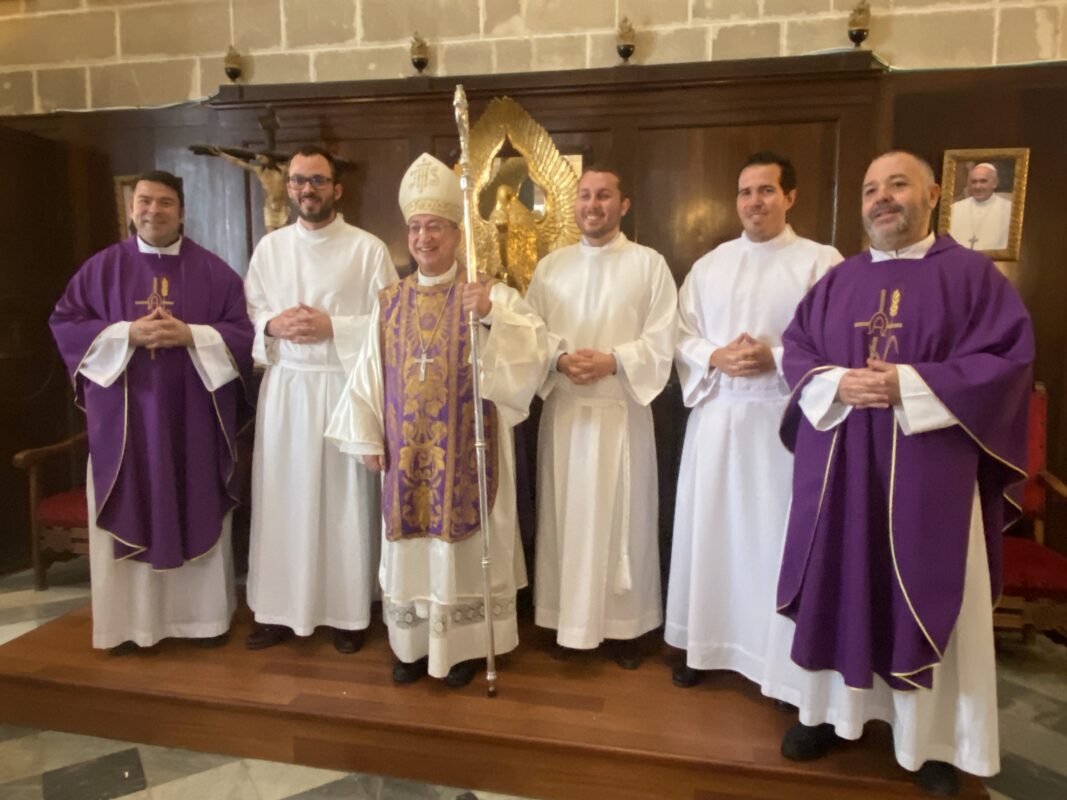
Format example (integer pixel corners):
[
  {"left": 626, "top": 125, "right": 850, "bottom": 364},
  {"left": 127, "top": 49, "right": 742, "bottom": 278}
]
[{"left": 0, "top": 124, "right": 81, "bottom": 574}]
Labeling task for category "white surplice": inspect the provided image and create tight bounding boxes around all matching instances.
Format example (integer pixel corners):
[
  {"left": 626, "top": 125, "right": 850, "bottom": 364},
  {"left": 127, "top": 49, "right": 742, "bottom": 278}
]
[
  {"left": 244, "top": 215, "right": 397, "bottom": 636},
  {"left": 325, "top": 263, "right": 548, "bottom": 678},
  {"left": 525, "top": 233, "right": 678, "bottom": 649},
  {"left": 950, "top": 194, "right": 1012, "bottom": 251},
  {"left": 666, "top": 227, "right": 841, "bottom": 680},
  {"left": 84, "top": 237, "right": 239, "bottom": 649},
  {"left": 760, "top": 235, "right": 1000, "bottom": 776}
]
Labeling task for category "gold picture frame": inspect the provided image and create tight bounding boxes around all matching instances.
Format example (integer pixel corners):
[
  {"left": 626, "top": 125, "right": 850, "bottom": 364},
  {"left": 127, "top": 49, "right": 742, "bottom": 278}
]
[
  {"left": 113, "top": 174, "right": 138, "bottom": 241},
  {"left": 937, "top": 148, "right": 1029, "bottom": 262}
]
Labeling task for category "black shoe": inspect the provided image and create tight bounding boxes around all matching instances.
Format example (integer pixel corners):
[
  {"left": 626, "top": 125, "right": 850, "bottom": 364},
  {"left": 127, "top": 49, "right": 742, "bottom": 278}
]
[
  {"left": 915, "top": 761, "right": 960, "bottom": 796},
  {"left": 392, "top": 656, "right": 428, "bottom": 684},
  {"left": 780, "top": 721, "right": 840, "bottom": 761},
  {"left": 773, "top": 699, "right": 797, "bottom": 713},
  {"left": 331, "top": 627, "right": 365, "bottom": 654},
  {"left": 672, "top": 664, "right": 701, "bottom": 688},
  {"left": 610, "top": 638, "right": 642, "bottom": 670},
  {"left": 245, "top": 624, "right": 293, "bottom": 650},
  {"left": 444, "top": 659, "right": 478, "bottom": 688},
  {"left": 108, "top": 640, "right": 141, "bottom": 656},
  {"left": 195, "top": 632, "right": 229, "bottom": 649}
]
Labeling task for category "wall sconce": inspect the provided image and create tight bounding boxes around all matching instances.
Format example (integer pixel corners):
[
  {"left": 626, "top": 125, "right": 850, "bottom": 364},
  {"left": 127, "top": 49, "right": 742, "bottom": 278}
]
[
  {"left": 848, "top": 1, "right": 870, "bottom": 48},
  {"left": 617, "top": 17, "right": 636, "bottom": 63},
  {"left": 411, "top": 32, "right": 429, "bottom": 73}
]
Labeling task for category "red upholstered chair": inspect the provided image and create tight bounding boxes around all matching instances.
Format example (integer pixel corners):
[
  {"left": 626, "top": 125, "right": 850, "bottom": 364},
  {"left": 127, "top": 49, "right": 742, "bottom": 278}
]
[
  {"left": 11, "top": 431, "right": 89, "bottom": 591},
  {"left": 994, "top": 383, "right": 1067, "bottom": 643}
]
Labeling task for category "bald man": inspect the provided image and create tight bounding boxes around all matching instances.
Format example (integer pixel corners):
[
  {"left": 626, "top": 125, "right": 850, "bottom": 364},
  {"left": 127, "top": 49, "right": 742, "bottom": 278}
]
[{"left": 949, "top": 162, "right": 1012, "bottom": 250}]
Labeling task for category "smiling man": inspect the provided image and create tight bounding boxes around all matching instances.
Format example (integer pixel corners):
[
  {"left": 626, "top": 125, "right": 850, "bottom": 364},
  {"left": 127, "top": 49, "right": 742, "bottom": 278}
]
[
  {"left": 665, "top": 152, "right": 841, "bottom": 690},
  {"left": 762, "top": 151, "right": 1033, "bottom": 795},
  {"left": 526, "top": 166, "right": 677, "bottom": 670},
  {"left": 949, "top": 162, "right": 1012, "bottom": 251},
  {"left": 50, "top": 170, "right": 253, "bottom": 653},
  {"left": 244, "top": 145, "right": 396, "bottom": 654},
  {"left": 326, "top": 153, "right": 547, "bottom": 688}
]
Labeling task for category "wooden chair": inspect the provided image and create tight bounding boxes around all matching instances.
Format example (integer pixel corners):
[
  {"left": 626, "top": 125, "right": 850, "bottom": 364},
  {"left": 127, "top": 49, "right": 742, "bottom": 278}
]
[
  {"left": 994, "top": 382, "right": 1067, "bottom": 643},
  {"left": 11, "top": 431, "right": 89, "bottom": 591}
]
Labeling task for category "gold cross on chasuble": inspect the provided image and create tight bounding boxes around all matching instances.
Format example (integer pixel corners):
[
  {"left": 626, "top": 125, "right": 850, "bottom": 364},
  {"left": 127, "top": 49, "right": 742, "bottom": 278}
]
[
  {"left": 135, "top": 276, "right": 175, "bottom": 359},
  {"left": 854, "top": 288, "right": 903, "bottom": 360}
]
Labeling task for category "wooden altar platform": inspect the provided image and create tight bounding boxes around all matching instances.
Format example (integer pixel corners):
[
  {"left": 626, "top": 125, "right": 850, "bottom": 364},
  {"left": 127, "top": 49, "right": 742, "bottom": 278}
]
[{"left": 0, "top": 604, "right": 987, "bottom": 800}]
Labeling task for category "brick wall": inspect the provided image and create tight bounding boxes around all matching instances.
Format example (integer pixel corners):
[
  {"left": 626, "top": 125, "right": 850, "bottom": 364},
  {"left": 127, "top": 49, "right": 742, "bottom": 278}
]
[{"left": 0, "top": 0, "right": 1064, "bottom": 114}]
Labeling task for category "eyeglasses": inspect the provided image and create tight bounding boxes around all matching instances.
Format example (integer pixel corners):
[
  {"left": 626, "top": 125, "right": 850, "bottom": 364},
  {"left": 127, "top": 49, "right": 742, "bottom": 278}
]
[
  {"left": 407, "top": 221, "right": 457, "bottom": 237},
  {"left": 287, "top": 174, "right": 333, "bottom": 188}
]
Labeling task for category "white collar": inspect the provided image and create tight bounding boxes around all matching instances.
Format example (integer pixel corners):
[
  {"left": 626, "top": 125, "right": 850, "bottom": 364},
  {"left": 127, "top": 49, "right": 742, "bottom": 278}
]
[
  {"left": 870, "top": 232, "right": 935, "bottom": 262},
  {"left": 295, "top": 213, "right": 344, "bottom": 241},
  {"left": 418, "top": 261, "right": 458, "bottom": 286},
  {"left": 137, "top": 235, "right": 182, "bottom": 256},
  {"left": 740, "top": 224, "right": 797, "bottom": 252}
]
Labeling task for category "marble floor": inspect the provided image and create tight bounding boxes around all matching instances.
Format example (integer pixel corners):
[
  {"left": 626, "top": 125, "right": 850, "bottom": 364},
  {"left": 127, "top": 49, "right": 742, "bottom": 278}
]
[{"left": 1, "top": 559, "right": 1065, "bottom": 800}]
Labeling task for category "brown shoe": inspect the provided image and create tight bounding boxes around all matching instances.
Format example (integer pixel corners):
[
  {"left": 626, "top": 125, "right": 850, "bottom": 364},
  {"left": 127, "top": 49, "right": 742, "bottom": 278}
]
[
  {"left": 108, "top": 640, "right": 142, "bottom": 656},
  {"left": 245, "top": 624, "right": 293, "bottom": 650},
  {"left": 331, "top": 627, "right": 365, "bottom": 654}
]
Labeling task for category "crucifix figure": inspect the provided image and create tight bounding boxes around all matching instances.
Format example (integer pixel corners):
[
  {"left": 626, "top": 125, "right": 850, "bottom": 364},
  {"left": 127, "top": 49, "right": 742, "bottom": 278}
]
[{"left": 416, "top": 351, "right": 433, "bottom": 382}]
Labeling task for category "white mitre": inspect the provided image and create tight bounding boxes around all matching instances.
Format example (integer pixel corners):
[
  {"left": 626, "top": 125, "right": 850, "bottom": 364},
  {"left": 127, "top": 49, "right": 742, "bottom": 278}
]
[{"left": 398, "top": 153, "right": 463, "bottom": 224}]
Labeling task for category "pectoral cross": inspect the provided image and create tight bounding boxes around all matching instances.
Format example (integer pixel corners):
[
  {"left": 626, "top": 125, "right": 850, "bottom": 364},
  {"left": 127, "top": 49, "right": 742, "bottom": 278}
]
[
  {"left": 968, "top": 234, "right": 979, "bottom": 249},
  {"left": 135, "top": 276, "right": 175, "bottom": 360},
  {"left": 416, "top": 352, "right": 433, "bottom": 382}
]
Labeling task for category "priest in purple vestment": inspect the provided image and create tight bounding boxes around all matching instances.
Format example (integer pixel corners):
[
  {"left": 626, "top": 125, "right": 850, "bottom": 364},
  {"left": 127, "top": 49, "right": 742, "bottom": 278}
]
[
  {"left": 49, "top": 170, "right": 253, "bottom": 653},
  {"left": 763, "top": 151, "right": 1032, "bottom": 795}
]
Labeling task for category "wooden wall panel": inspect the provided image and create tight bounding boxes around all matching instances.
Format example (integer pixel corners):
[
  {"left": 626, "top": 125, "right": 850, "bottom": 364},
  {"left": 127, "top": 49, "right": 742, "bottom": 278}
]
[
  {"left": 890, "top": 65, "right": 1067, "bottom": 552},
  {"left": 0, "top": 125, "right": 79, "bottom": 572},
  {"left": 633, "top": 120, "right": 839, "bottom": 282}
]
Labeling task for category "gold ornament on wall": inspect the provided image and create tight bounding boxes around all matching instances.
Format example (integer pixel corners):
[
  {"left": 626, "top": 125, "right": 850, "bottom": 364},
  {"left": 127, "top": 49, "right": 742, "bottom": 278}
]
[
  {"left": 617, "top": 17, "right": 636, "bottom": 62},
  {"left": 458, "top": 96, "right": 580, "bottom": 294},
  {"left": 848, "top": 1, "right": 871, "bottom": 48},
  {"left": 410, "top": 32, "right": 429, "bottom": 73}
]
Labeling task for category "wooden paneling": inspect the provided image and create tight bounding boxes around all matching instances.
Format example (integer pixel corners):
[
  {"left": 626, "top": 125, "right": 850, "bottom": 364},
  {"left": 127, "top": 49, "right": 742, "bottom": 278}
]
[
  {"left": 634, "top": 120, "right": 839, "bottom": 282},
  {"left": 0, "top": 125, "right": 79, "bottom": 573},
  {"left": 890, "top": 65, "right": 1067, "bottom": 552}
]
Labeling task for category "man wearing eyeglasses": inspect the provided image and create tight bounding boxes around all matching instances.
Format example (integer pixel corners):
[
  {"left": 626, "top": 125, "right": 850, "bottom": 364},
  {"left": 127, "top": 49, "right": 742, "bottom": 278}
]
[
  {"left": 244, "top": 145, "right": 397, "bottom": 654},
  {"left": 326, "top": 153, "right": 547, "bottom": 688}
]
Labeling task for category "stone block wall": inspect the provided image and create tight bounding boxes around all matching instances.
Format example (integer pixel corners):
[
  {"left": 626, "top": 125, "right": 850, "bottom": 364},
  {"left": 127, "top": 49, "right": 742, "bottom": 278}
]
[{"left": 0, "top": 0, "right": 1064, "bottom": 114}]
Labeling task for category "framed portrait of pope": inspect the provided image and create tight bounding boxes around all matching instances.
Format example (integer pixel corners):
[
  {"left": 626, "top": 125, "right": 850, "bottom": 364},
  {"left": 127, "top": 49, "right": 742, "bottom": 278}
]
[{"left": 937, "top": 148, "right": 1029, "bottom": 262}]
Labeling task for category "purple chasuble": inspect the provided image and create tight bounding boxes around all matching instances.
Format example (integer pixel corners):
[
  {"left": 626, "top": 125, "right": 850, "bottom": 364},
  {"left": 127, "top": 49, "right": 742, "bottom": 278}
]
[
  {"left": 49, "top": 237, "right": 254, "bottom": 568},
  {"left": 778, "top": 236, "right": 1032, "bottom": 690},
  {"left": 378, "top": 272, "right": 498, "bottom": 543}
]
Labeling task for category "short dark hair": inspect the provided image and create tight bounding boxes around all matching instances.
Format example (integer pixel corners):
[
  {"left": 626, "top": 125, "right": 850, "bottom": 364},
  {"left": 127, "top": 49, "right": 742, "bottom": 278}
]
[
  {"left": 580, "top": 164, "right": 627, "bottom": 199},
  {"left": 135, "top": 170, "right": 184, "bottom": 207},
  {"left": 290, "top": 144, "right": 341, "bottom": 180},
  {"left": 740, "top": 152, "right": 797, "bottom": 194}
]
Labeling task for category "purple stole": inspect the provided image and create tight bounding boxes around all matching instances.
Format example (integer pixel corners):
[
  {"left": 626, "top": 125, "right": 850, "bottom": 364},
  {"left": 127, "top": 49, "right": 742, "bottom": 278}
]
[
  {"left": 778, "top": 236, "right": 1032, "bottom": 690},
  {"left": 49, "top": 237, "right": 254, "bottom": 568},
  {"left": 378, "top": 272, "right": 498, "bottom": 543}
]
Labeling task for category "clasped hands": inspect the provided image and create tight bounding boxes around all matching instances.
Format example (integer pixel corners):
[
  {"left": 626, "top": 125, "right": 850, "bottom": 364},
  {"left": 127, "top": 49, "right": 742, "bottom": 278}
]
[
  {"left": 558, "top": 349, "right": 616, "bottom": 385},
  {"left": 129, "top": 306, "right": 193, "bottom": 350},
  {"left": 836, "top": 357, "right": 901, "bottom": 408},
  {"left": 266, "top": 304, "right": 333, "bottom": 343},
  {"left": 709, "top": 333, "right": 775, "bottom": 378}
]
